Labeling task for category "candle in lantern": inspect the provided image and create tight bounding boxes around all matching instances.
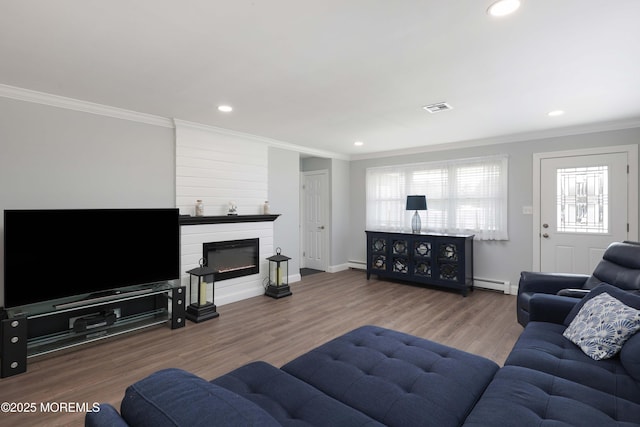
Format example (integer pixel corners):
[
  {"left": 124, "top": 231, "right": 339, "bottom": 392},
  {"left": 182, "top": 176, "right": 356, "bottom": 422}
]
[{"left": 199, "top": 277, "right": 207, "bottom": 305}]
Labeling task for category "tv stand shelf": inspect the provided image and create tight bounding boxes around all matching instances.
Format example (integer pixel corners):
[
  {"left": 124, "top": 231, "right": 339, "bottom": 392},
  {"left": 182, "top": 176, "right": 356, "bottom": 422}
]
[
  {"left": 1, "top": 284, "right": 185, "bottom": 378},
  {"left": 27, "top": 308, "right": 170, "bottom": 358}
]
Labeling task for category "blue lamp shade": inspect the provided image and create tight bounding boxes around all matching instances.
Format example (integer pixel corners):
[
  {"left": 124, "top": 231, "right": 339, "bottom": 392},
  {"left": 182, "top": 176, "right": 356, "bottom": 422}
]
[
  {"left": 406, "top": 195, "right": 427, "bottom": 211},
  {"left": 406, "top": 195, "right": 427, "bottom": 233}
]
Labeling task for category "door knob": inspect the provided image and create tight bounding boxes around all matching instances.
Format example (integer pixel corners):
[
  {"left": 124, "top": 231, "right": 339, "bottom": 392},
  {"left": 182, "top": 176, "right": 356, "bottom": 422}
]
[
  {"left": 542, "top": 223, "right": 549, "bottom": 228},
  {"left": 318, "top": 226, "right": 325, "bottom": 230},
  {"left": 542, "top": 233, "right": 549, "bottom": 238}
]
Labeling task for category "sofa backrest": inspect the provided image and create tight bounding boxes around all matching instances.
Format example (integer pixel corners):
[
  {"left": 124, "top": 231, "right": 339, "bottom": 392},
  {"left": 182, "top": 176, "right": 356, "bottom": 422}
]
[{"left": 584, "top": 241, "right": 640, "bottom": 290}]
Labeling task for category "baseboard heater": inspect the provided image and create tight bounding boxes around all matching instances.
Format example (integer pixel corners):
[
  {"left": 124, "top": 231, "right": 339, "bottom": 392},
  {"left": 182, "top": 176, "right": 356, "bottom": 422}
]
[
  {"left": 474, "top": 277, "right": 513, "bottom": 295},
  {"left": 347, "top": 261, "right": 514, "bottom": 295}
]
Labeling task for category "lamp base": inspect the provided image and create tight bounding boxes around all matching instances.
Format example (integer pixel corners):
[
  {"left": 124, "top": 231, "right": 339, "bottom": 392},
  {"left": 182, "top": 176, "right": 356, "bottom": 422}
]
[
  {"left": 411, "top": 210, "right": 422, "bottom": 234},
  {"left": 265, "top": 284, "right": 292, "bottom": 299},
  {"left": 186, "top": 302, "right": 219, "bottom": 323}
]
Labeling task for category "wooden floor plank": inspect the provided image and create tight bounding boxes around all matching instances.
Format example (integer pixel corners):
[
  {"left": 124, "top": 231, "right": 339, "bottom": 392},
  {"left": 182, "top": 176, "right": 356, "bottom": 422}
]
[{"left": 0, "top": 269, "right": 522, "bottom": 426}]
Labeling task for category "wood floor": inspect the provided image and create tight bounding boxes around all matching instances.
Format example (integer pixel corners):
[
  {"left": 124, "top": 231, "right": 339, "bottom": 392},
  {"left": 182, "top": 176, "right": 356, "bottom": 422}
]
[{"left": 0, "top": 269, "right": 522, "bottom": 427}]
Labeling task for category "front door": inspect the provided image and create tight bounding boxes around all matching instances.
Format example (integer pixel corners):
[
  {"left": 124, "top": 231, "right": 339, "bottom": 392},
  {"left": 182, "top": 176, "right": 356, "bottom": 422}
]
[{"left": 539, "top": 152, "right": 629, "bottom": 273}]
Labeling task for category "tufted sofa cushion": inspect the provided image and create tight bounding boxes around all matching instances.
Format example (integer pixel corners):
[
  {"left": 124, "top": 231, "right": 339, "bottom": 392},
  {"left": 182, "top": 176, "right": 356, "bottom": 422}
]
[
  {"left": 212, "top": 361, "right": 382, "bottom": 426},
  {"left": 505, "top": 321, "right": 640, "bottom": 404},
  {"left": 463, "top": 366, "right": 640, "bottom": 426},
  {"left": 281, "top": 325, "right": 499, "bottom": 427}
]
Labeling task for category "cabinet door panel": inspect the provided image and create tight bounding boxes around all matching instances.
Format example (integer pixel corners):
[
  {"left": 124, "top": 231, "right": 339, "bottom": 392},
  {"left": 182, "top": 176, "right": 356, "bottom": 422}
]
[
  {"left": 391, "top": 239, "right": 408, "bottom": 255},
  {"left": 438, "top": 242, "right": 459, "bottom": 262},
  {"left": 413, "top": 240, "right": 432, "bottom": 258},
  {"left": 413, "top": 259, "right": 432, "bottom": 277},
  {"left": 371, "top": 254, "right": 387, "bottom": 271},
  {"left": 392, "top": 257, "right": 409, "bottom": 274},
  {"left": 371, "top": 237, "right": 386, "bottom": 253}
]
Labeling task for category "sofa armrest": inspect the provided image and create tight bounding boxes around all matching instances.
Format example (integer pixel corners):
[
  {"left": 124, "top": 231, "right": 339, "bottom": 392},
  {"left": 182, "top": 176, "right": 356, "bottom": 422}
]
[
  {"left": 85, "top": 403, "right": 129, "bottom": 427},
  {"left": 528, "top": 294, "right": 580, "bottom": 324},
  {"left": 556, "top": 288, "right": 590, "bottom": 298},
  {"left": 519, "top": 271, "right": 590, "bottom": 295},
  {"left": 120, "top": 369, "right": 281, "bottom": 427}
]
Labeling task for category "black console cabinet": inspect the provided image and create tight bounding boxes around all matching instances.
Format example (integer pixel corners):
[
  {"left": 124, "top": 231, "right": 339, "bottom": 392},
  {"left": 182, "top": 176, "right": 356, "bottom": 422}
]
[
  {"left": 366, "top": 231, "right": 474, "bottom": 296},
  {"left": 0, "top": 285, "right": 185, "bottom": 378}
]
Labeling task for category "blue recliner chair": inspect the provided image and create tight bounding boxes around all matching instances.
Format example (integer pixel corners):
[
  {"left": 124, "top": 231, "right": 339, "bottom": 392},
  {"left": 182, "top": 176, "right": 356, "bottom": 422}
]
[{"left": 517, "top": 241, "right": 640, "bottom": 326}]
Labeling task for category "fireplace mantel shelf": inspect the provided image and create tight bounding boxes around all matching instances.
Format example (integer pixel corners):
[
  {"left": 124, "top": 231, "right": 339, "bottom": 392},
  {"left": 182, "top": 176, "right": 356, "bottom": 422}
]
[{"left": 179, "top": 214, "right": 280, "bottom": 226}]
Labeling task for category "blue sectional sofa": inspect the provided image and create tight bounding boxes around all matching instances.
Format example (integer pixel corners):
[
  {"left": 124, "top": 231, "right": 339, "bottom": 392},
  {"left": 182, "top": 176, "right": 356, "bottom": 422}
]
[{"left": 86, "top": 285, "right": 640, "bottom": 427}]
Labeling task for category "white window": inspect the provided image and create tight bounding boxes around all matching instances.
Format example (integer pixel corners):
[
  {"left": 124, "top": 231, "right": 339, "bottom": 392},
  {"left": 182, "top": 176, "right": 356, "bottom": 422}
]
[{"left": 366, "top": 155, "right": 509, "bottom": 240}]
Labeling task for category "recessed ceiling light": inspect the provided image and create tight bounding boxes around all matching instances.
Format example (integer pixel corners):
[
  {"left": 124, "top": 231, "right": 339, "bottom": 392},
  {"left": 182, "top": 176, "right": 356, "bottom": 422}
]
[
  {"left": 217, "top": 105, "right": 233, "bottom": 112},
  {"left": 354, "top": 141, "right": 364, "bottom": 146},
  {"left": 548, "top": 110, "right": 565, "bottom": 117},
  {"left": 487, "top": 0, "right": 521, "bottom": 17}
]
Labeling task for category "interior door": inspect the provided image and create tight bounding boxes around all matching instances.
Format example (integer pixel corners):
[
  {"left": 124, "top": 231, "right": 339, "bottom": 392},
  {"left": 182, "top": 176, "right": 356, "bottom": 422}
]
[
  {"left": 539, "top": 152, "right": 628, "bottom": 273},
  {"left": 302, "top": 171, "right": 328, "bottom": 271}
]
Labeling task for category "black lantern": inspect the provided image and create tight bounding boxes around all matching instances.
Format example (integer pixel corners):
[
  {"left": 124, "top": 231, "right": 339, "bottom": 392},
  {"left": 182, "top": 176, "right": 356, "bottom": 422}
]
[
  {"left": 265, "top": 248, "right": 292, "bottom": 299},
  {"left": 186, "top": 258, "right": 219, "bottom": 322}
]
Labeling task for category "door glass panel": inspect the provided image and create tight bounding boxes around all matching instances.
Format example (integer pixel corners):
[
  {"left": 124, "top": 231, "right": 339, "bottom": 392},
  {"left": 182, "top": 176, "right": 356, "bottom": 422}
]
[{"left": 556, "top": 166, "right": 608, "bottom": 233}]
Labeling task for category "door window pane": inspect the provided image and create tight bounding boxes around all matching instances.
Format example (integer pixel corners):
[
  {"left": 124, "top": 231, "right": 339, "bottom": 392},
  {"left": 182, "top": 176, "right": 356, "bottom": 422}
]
[{"left": 557, "top": 166, "right": 608, "bottom": 233}]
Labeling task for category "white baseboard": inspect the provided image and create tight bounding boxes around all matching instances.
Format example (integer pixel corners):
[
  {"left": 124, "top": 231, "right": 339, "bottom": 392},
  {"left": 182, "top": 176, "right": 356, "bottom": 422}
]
[
  {"left": 347, "top": 261, "right": 367, "bottom": 270},
  {"left": 509, "top": 282, "right": 519, "bottom": 295},
  {"left": 317, "top": 262, "right": 518, "bottom": 296},
  {"left": 216, "top": 274, "right": 301, "bottom": 305},
  {"left": 289, "top": 273, "right": 302, "bottom": 283},
  {"left": 216, "top": 286, "right": 265, "bottom": 306},
  {"left": 327, "top": 263, "right": 350, "bottom": 273}
]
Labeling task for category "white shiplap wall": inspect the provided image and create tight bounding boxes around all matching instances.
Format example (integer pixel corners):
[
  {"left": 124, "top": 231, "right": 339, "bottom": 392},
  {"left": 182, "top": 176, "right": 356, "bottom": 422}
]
[
  {"left": 175, "top": 120, "right": 268, "bottom": 216},
  {"left": 175, "top": 120, "right": 273, "bottom": 305}
]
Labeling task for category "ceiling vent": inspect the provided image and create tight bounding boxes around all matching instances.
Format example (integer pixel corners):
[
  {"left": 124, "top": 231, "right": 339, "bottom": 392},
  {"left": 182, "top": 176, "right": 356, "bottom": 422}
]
[{"left": 422, "top": 102, "right": 453, "bottom": 113}]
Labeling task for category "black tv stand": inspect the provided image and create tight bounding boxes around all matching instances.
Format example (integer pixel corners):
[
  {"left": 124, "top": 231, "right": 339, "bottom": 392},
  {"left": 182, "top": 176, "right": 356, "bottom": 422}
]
[
  {"left": 1, "top": 283, "right": 185, "bottom": 378},
  {"left": 54, "top": 287, "right": 155, "bottom": 310},
  {"left": 88, "top": 289, "right": 122, "bottom": 299}
]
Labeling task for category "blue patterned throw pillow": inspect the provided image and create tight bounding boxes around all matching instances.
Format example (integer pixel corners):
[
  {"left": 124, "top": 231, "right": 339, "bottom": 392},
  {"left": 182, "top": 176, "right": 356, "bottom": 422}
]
[{"left": 563, "top": 292, "right": 640, "bottom": 360}]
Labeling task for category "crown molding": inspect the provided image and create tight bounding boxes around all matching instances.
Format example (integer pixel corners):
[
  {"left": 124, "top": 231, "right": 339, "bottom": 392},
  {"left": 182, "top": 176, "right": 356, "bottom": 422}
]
[
  {"left": 8, "top": 83, "right": 635, "bottom": 162},
  {"left": 174, "top": 118, "right": 349, "bottom": 160},
  {"left": 0, "top": 84, "right": 347, "bottom": 158},
  {"left": 349, "top": 118, "right": 640, "bottom": 161},
  {"left": 0, "top": 84, "right": 174, "bottom": 128}
]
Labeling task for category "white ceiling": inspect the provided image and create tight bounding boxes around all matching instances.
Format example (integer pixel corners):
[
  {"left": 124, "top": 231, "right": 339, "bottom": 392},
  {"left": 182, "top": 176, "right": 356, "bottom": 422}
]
[{"left": 1, "top": 0, "right": 640, "bottom": 158}]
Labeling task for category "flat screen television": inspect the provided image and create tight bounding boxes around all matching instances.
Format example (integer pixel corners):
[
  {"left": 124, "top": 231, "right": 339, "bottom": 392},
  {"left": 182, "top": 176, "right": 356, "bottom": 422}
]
[{"left": 3, "top": 208, "right": 180, "bottom": 309}]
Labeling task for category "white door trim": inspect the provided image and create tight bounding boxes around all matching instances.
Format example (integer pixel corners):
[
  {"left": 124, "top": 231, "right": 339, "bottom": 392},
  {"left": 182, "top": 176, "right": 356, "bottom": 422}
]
[{"left": 532, "top": 144, "right": 638, "bottom": 271}]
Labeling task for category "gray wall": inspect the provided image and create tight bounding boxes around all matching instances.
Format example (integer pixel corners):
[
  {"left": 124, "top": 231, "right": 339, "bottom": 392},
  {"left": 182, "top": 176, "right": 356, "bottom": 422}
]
[
  {"left": 300, "top": 157, "right": 331, "bottom": 173},
  {"left": 330, "top": 158, "right": 350, "bottom": 267},
  {"left": 0, "top": 97, "right": 175, "bottom": 306},
  {"left": 349, "top": 127, "right": 640, "bottom": 288},
  {"left": 269, "top": 147, "right": 301, "bottom": 275}
]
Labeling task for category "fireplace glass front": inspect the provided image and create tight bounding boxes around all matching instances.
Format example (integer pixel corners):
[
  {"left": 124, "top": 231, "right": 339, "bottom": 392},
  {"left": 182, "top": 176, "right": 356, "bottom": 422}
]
[{"left": 202, "top": 238, "right": 259, "bottom": 281}]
